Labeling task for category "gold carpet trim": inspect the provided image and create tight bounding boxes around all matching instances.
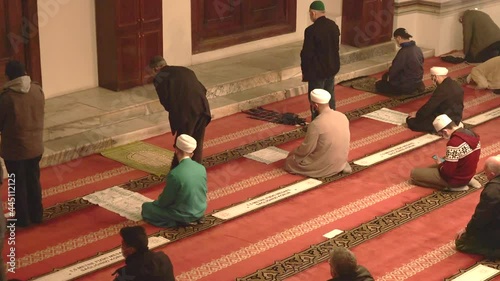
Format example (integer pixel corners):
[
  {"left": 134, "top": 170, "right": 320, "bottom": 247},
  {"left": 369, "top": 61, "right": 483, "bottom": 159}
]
[
  {"left": 350, "top": 126, "right": 407, "bottom": 150},
  {"left": 203, "top": 91, "right": 376, "bottom": 149},
  {"left": 43, "top": 166, "right": 135, "bottom": 198},
  {"left": 16, "top": 221, "right": 143, "bottom": 269},
  {"left": 236, "top": 177, "right": 487, "bottom": 280},
  {"left": 28, "top": 111, "right": 496, "bottom": 279},
  {"left": 378, "top": 241, "right": 456, "bottom": 281},
  {"left": 177, "top": 181, "right": 414, "bottom": 281},
  {"left": 207, "top": 169, "right": 288, "bottom": 201}
]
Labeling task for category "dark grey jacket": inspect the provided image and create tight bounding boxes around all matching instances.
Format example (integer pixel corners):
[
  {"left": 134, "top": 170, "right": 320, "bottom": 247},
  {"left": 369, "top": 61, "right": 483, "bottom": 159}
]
[
  {"left": 465, "top": 176, "right": 500, "bottom": 247},
  {"left": 388, "top": 41, "right": 424, "bottom": 92}
]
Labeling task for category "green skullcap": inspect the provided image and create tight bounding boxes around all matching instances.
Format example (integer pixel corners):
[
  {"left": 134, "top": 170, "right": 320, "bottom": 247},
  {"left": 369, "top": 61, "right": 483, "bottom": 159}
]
[{"left": 310, "top": 1, "right": 325, "bottom": 11}]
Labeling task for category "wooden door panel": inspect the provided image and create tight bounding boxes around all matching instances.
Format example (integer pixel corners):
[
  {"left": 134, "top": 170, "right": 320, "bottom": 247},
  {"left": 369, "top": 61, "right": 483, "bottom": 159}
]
[
  {"left": 244, "top": 0, "right": 286, "bottom": 29},
  {"left": 116, "top": 0, "right": 140, "bottom": 29},
  {"left": 0, "top": 0, "right": 25, "bottom": 86},
  {"left": 201, "top": 0, "right": 243, "bottom": 37},
  {"left": 117, "top": 34, "right": 141, "bottom": 88},
  {"left": 378, "top": 0, "right": 394, "bottom": 43},
  {"left": 192, "top": 0, "right": 296, "bottom": 53},
  {"left": 341, "top": 0, "right": 394, "bottom": 47},
  {"left": 141, "top": 29, "right": 162, "bottom": 83},
  {"left": 0, "top": 1, "right": 8, "bottom": 59},
  {"left": 140, "top": 0, "right": 162, "bottom": 24}
]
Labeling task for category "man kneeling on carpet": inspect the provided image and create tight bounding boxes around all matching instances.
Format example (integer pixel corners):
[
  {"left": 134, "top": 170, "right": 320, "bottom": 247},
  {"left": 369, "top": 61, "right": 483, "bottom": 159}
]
[
  {"left": 410, "top": 114, "right": 481, "bottom": 192},
  {"left": 467, "top": 56, "right": 500, "bottom": 94},
  {"left": 142, "top": 134, "right": 207, "bottom": 227},
  {"left": 284, "top": 89, "right": 351, "bottom": 178},
  {"left": 375, "top": 28, "right": 425, "bottom": 96},
  {"left": 455, "top": 155, "right": 500, "bottom": 259},
  {"left": 328, "top": 246, "right": 374, "bottom": 281},
  {"left": 113, "top": 226, "right": 175, "bottom": 281},
  {"left": 406, "top": 67, "right": 464, "bottom": 133}
]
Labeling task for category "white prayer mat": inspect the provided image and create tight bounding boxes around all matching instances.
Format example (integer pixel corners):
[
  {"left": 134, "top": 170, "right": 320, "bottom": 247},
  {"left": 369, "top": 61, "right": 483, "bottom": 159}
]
[
  {"left": 83, "top": 186, "right": 153, "bottom": 221},
  {"left": 463, "top": 107, "right": 500, "bottom": 126},
  {"left": 213, "top": 178, "right": 322, "bottom": 220},
  {"left": 354, "top": 134, "right": 441, "bottom": 166},
  {"left": 451, "top": 264, "right": 500, "bottom": 281},
  {"left": 323, "top": 229, "right": 344, "bottom": 239},
  {"left": 362, "top": 108, "right": 409, "bottom": 125},
  {"left": 32, "top": 236, "right": 169, "bottom": 281},
  {"left": 243, "top": 146, "right": 289, "bottom": 164}
]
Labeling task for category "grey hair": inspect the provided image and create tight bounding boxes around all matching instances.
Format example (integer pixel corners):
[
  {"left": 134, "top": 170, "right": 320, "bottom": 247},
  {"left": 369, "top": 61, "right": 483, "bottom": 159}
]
[
  {"left": 329, "top": 246, "right": 358, "bottom": 277},
  {"left": 485, "top": 155, "right": 500, "bottom": 175},
  {"left": 149, "top": 55, "right": 167, "bottom": 69}
]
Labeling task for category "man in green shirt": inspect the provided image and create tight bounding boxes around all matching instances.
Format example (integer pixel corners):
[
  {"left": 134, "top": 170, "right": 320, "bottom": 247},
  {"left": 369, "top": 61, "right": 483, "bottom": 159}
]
[{"left": 142, "top": 134, "right": 207, "bottom": 227}]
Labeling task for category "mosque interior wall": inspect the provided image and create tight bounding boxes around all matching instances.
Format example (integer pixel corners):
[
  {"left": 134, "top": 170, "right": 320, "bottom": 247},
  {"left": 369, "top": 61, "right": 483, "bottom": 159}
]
[{"left": 36, "top": 0, "right": 500, "bottom": 99}]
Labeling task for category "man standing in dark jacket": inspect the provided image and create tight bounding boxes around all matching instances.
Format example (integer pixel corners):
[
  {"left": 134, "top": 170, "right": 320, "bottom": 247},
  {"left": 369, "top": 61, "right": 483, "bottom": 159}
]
[
  {"left": 149, "top": 56, "right": 211, "bottom": 169},
  {"left": 376, "top": 28, "right": 425, "bottom": 96},
  {"left": 455, "top": 155, "right": 500, "bottom": 259},
  {"left": 327, "top": 246, "right": 374, "bottom": 281},
  {"left": 113, "top": 226, "right": 175, "bottom": 281},
  {"left": 301, "top": 0, "right": 340, "bottom": 119},
  {"left": 406, "top": 67, "right": 464, "bottom": 132},
  {"left": 0, "top": 61, "right": 44, "bottom": 227}
]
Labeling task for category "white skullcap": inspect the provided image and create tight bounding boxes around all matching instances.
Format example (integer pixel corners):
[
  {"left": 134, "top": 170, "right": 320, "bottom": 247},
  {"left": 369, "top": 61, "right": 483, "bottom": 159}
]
[
  {"left": 433, "top": 114, "right": 453, "bottom": 132},
  {"left": 176, "top": 134, "right": 197, "bottom": 153},
  {"left": 430, "top": 67, "right": 449, "bottom": 76},
  {"left": 310, "top": 89, "right": 331, "bottom": 104}
]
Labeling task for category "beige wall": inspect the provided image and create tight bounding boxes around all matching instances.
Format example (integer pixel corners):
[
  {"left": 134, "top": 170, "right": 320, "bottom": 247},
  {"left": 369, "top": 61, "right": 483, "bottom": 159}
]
[
  {"left": 36, "top": 0, "right": 500, "bottom": 99},
  {"left": 39, "top": 0, "right": 343, "bottom": 98},
  {"left": 164, "top": 0, "right": 342, "bottom": 65},
  {"left": 38, "top": 0, "right": 98, "bottom": 99},
  {"left": 394, "top": 1, "right": 500, "bottom": 56}
]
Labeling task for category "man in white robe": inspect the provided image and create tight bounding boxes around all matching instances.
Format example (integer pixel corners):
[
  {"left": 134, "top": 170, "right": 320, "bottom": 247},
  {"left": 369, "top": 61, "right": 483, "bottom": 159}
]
[{"left": 284, "top": 89, "right": 351, "bottom": 178}]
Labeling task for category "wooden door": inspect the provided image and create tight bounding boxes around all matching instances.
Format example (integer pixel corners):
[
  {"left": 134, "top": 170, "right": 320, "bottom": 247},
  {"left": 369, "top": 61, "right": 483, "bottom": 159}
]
[
  {"left": 192, "top": 0, "right": 296, "bottom": 54},
  {"left": 96, "top": 0, "right": 162, "bottom": 91},
  {"left": 341, "top": 0, "right": 394, "bottom": 47},
  {"left": 139, "top": 0, "right": 162, "bottom": 83},
  {"left": 193, "top": 0, "right": 243, "bottom": 40},
  {"left": 0, "top": 0, "right": 25, "bottom": 86},
  {"left": 115, "top": 0, "right": 141, "bottom": 89}
]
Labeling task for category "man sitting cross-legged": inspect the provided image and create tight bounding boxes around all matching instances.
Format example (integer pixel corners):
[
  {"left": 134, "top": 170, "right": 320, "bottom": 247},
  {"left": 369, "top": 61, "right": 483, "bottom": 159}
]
[
  {"left": 455, "top": 155, "right": 500, "bottom": 259},
  {"left": 284, "top": 89, "right": 351, "bottom": 178},
  {"left": 406, "top": 67, "right": 464, "bottom": 133},
  {"left": 142, "top": 134, "right": 207, "bottom": 227},
  {"left": 410, "top": 114, "right": 481, "bottom": 191}
]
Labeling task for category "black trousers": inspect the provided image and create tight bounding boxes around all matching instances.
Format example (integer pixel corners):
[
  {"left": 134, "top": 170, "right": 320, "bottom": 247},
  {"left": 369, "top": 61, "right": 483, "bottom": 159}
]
[
  {"left": 4, "top": 155, "right": 43, "bottom": 227},
  {"left": 171, "top": 117, "right": 210, "bottom": 169},
  {"left": 406, "top": 117, "right": 435, "bottom": 133},
  {"left": 466, "top": 41, "right": 500, "bottom": 63},
  {"left": 375, "top": 73, "right": 424, "bottom": 96}
]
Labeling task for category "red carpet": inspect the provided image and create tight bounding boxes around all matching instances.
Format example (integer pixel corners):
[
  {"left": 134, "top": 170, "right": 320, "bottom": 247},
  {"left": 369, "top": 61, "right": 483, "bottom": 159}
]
[{"left": 4, "top": 58, "right": 500, "bottom": 281}]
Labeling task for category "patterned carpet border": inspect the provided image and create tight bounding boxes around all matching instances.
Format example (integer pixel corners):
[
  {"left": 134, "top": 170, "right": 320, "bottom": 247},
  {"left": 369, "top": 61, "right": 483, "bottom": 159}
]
[
  {"left": 33, "top": 109, "right": 500, "bottom": 280},
  {"left": 42, "top": 82, "right": 440, "bottom": 222},
  {"left": 444, "top": 259, "right": 500, "bottom": 281},
  {"left": 236, "top": 174, "right": 489, "bottom": 281}
]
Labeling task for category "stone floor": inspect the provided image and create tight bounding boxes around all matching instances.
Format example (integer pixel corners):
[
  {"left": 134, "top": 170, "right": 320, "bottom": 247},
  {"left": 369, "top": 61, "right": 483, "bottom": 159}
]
[{"left": 34, "top": 41, "right": 434, "bottom": 168}]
